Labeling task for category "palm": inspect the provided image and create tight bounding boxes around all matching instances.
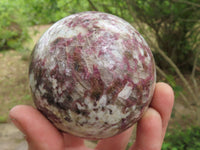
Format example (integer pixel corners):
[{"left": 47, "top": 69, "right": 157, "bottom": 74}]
[{"left": 10, "top": 83, "right": 174, "bottom": 150}]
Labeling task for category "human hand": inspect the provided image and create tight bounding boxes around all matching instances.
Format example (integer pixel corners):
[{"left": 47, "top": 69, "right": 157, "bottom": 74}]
[{"left": 9, "top": 82, "right": 174, "bottom": 150}]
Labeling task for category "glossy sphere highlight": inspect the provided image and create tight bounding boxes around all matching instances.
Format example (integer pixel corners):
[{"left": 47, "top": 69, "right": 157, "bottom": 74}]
[{"left": 29, "top": 11, "right": 156, "bottom": 139}]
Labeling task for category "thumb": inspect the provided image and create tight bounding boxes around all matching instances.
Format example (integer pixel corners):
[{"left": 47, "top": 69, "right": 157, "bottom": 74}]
[{"left": 9, "top": 105, "right": 64, "bottom": 150}]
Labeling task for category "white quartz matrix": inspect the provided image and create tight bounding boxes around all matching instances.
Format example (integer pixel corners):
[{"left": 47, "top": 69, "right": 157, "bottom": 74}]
[{"left": 29, "top": 11, "right": 156, "bottom": 139}]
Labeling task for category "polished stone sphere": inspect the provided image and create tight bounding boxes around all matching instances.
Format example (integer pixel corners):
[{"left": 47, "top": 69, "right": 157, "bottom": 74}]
[{"left": 29, "top": 11, "right": 156, "bottom": 139}]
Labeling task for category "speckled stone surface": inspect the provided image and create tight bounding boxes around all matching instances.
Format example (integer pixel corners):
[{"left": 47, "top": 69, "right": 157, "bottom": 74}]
[{"left": 29, "top": 11, "right": 156, "bottom": 139}]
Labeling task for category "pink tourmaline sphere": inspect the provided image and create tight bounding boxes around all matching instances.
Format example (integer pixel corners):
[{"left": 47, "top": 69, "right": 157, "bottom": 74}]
[{"left": 29, "top": 11, "right": 156, "bottom": 139}]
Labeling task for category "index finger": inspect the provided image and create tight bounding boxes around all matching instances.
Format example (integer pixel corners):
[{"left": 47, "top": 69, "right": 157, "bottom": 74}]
[{"left": 150, "top": 82, "right": 174, "bottom": 139}]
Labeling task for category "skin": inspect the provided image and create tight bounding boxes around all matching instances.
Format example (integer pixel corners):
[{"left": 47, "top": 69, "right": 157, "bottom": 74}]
[{"left": 9, "top": 82, "right": 174, "bottom": 150}]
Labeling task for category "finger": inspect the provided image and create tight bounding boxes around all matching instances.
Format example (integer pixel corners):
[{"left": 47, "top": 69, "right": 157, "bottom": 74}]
[
  {"left": 150, "top": 82, "right": 174, "bottom": 139},
  {"left": 130, "top": 108, "right": 163, "bottom": 150},
  {"left": 62, "top": 132, "right": 85, "bottom": 148},
  {"left": 96, "top": 126, "right": 134, "bottom": 150},
  {"left": 9, "top": 105, "right": 64, "bottom": 150}
]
